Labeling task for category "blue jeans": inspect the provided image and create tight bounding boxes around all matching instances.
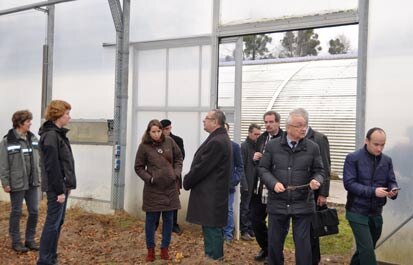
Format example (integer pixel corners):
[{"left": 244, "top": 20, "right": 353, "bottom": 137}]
[
  {"left": 145, "top": 211, "right": 173, "bottom": 248},
  {"left": 37, "top": 192, "right": 68, "bottom": 265},
  {"left": 223, "top": 192, "right": 235, "bottom": 240},
  {"left": 9, "top": 186, "right": 39, "bottom": 245}
]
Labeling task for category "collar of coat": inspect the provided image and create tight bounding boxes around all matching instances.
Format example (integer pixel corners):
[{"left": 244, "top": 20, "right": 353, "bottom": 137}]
[
  {"left": 5, "top": 129, "right": 34, "bottom": 144},
  {"left": 280, "top": 133, "right": 308, "bottom": 152}
]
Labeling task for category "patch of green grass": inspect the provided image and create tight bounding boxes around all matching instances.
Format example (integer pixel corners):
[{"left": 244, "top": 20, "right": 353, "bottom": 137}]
[{"left": 284, "top": 209, "right": 353, "bottom": 255}]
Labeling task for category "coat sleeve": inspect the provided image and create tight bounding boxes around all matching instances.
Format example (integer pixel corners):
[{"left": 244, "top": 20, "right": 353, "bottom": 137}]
[
  {"left": 0, "top": 139, "right": 10, "bottom": 188},
  {"left": 41, "top": 132, "right": 65, "bottom": 195},
  {"left": 232, "top": 143, "right": 244, "bottom": 189},
  {"left": 343, "top": 154, "right": 375, "bottom": 198},
  {"left": 258, "top": 143, "right": 280, "bottom": 191},
  {"left": 317, "top": 134, "right": 331, "bottom": 197},
  {"left": 240, "top": 143, "right": 249, "bottom": 192},
  {"left": 310, "top": 144, "right": 324, "bottom": 185},
  {"left": 183, "top": 140, "right": 227, "bottom": 190},
  {"left": 171, "top": 140, "right": 183, "bottom": 179},
  {"left": 387, "top": 157, "right": 399, "bottom": 200},
  {"left": 134, "top": 144, "right": 152, "bottom": 184}
]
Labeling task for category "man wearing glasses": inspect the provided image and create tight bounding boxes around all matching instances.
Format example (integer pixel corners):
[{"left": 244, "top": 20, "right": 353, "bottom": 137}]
[
  {"left": 183, "top": 109, "right": 232, "bottom": 260},
  {"left": 258, "top": 108, "right": 325, "bottom": 265}
]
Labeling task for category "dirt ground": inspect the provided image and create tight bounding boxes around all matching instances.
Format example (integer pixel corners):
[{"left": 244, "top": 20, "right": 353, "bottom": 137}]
[{"left": 0, "top": 200, "right": 350, "bottom": 264}]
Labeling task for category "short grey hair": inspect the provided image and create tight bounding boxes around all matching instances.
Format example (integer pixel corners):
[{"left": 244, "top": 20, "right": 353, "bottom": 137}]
[
  {"left": 211, "top": 109, "right": 226, "bottom": 126},
  {"left": 287, "top": 108, "right": 309, "bottom": 124}
]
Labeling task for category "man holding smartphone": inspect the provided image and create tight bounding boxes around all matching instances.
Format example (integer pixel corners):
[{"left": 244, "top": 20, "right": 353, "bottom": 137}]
[{"left": 343, "top": 127, "right": 399, "bottom": 265}]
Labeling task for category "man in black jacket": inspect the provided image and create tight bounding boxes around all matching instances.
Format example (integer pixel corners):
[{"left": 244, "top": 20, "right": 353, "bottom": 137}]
[
  {"left": 183, "top": 109, "right": 232, "bottom": 260},
  {"left": 252, "top": 110, "right": 283, "bottom": 262},
  {"left": 160, "top": 119, "right": 185, "bottom": 234},
  {"left": 258, "top": 108, "right": 325, "bottom": 265},
  {"left": 296, "top": 108, "right": 331, "bottom": 265},
  {"left": 240, "top": 123, "right": 261, "bottom": 241}
]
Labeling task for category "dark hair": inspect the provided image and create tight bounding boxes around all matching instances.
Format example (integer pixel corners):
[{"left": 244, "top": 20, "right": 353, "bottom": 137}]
[
  {"left": 366, "top": 127, "right": 386, "bottom": 140},
  {"left": 141, "top": 119, "right": 165, "bottom": 144},
  {"left": 224, "top": 122, "right": 230, "bottom": 131},
  {"left": 248, "top": 123, "right": 261, "bottom": 133},
  {"left": 45, "top": 100, "right": 71, "bottom": 121},
  {"left": 211, "top": 109, "right": 226, "bottom": 126},
  {"left": 12, "top": 110, "right": 33, "bottom": 129},
  {"left": 263, "top": 110, "right": 280, "bottom": 122}
]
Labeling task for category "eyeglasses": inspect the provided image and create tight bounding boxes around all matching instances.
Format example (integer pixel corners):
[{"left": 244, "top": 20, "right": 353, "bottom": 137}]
[
  {"left": 204, "top": 116, "right": 216, "bottom": 121},
  {"left": 288, "top": 123, "right": 307, "bottom": 129}
]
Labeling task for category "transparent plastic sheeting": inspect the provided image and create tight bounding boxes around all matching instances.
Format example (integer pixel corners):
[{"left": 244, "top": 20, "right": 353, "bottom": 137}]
[
  {"left": 220, "top": 0, "right": 357, "bottom": 25},
  {"left": 366, "top": 1, "right": 413, "bottom": 264}
]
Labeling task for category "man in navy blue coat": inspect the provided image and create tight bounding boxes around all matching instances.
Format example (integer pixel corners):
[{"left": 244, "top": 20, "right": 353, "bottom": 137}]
[{"left": 343, "top": 127, "right": 399, "bottom": 265}]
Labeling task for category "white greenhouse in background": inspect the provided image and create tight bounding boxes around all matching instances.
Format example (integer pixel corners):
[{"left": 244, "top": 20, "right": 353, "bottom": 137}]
[{"left": 1, "top": 1, "right": 412, "bottom": 263}]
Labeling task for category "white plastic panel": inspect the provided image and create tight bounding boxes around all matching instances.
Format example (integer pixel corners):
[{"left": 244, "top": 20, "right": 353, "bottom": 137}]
[
  {"left": 366, "top": 1, "right": 413, "bottom": 264},
  {"left": 130, "top": 0, "right": 213, "bottom": 42},
  {"left": 220, "top": 0, "right": 357, "bottom": 25},
  {"left": 136, "top": 49, "right": 167, "bottom": 107},
  {"left": 70, "top": 145, "right": 112, "bottom": 201},
  {"left": 201, "top": 45, "right": 212, "bottom": 107},
  {"left": 168, "top": 47, "right": 200, "bottom": 107}
]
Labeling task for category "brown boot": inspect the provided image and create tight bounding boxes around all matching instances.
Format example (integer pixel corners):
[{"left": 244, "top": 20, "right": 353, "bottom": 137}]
[
  {"left": 146, "top": 248, "right": 155, "bottom": 262},
  {"left": 160, "top": 247, "right": 170, "bottom": 260}
]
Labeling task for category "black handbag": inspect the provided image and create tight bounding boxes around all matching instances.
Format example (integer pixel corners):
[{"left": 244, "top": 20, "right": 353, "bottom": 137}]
[{"left": 312, "top": 207, "right": 339, "bottom": 237}]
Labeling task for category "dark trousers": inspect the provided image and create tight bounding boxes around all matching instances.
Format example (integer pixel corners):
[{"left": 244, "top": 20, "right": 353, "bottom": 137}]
[
  {"left": 37, "top": 191, "right": 69, "bottom": 265},
  {"left": 250, "top": 194, "right": 268, "bottom": 254},
  {"left": 268, "top": 213, "right": 313, "bottom": 265},
  {"left": 348, "top": 214, "right": 383, "bottom": 265},
  {"left": 310, "top": 192, "right": 321, "bottom": 265},
  {"left": 145, "top": 211, "right": 173, "bottom": 248},
  {"left": 240, "top": 190, "right": 253, "bottom": 234},
  {"left": 202, "top": 226, "right": 224, "bottom": 260},
  {"left": 9, "top": 186, "right": 39, "bottom": 245},
  {"left": 173, "top": 209, "right": 179, "bottom": 228}
]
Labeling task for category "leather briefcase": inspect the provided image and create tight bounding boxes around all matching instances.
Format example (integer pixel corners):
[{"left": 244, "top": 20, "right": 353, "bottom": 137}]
[{"left": 312, "top": 207, "right": 339, "bottom": 237}]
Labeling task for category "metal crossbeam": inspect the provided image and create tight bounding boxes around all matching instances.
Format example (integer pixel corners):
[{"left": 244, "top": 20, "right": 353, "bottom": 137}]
[{"left": 0, "top": 0, "right": 75, "bottom": 16}]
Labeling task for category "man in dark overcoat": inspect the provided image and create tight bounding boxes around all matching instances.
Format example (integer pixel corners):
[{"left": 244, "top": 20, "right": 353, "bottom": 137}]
[{"left": 183, "top": 109, "right": 232, "bottom": 260}]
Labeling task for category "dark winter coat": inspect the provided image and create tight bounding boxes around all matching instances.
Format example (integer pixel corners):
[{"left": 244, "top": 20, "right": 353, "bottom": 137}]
[
  {"left": 343, "top": 146, "right": 398, "bottom": 216},
  {"left": 258, "top": 134, "right": 325, "bottom": 215},
  {"left": 170, "top": 133, "right": 185, "bottom": 160},
  {"left": 183, "top": 127, "right": 232, "bottom": 227},
  {"left": 0, "top": 129, "right": 41, "bottom": 191},
  {"left": 241, "top": 137, "right": 257, "bottom": 197},
  {"left": 134, "top": 136, "right": 183, "bottom": 212},
  {"left": 230, "top": 141, "right": 244, "bottom": 193},
  {"left": 38, "top": 121, "right": 77, "bottom": 195},
  {"left": 254, "top": 129, "right": 284, "bottom": 194},
  {"left": 306, "top": 127, "right": 331, "bottom": 197}
]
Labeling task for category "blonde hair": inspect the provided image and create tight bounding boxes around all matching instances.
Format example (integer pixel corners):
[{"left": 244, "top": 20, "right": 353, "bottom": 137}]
[{"left": 45, "top": 100, "right": 71, "bottom": 121}]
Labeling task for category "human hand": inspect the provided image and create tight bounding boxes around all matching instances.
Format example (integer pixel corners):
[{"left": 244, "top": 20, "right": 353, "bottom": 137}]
[
  {"left": 274, "top": 182, "right": 285, "bottom": 193},
  {"left": 375, "top": 187, "right": 388, "bottom": 198},
  {"left": 309, "top": 179, "right": 321, "bottom": 190},
  {"left": 387, "top": 187, "right": 399, "bottom": 198},
  {"left": 57, "top": 193, "right": 66, "bottom": 204},
  {"left": 317, "top": 195, "right": 327, "bottom": 206},
  {"left": 253, "top": 152, "right": 262, "bottom": 161},
  {"left": 3, "top": 186, "right": 11, "bottom": 193}
]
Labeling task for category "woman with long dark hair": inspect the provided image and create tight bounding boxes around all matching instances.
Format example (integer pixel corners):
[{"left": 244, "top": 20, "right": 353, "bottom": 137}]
[{"left": 135, "top": 119, "right": 183, "bottom": 262}]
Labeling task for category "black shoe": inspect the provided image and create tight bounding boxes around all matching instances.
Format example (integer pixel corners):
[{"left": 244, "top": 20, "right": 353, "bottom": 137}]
[
  {"left": 248, "top": 230, "right": 255, "bottom": 238},
  {"left": 254, "top": 249, "right": 267, "bottom": 262},
  {"left": 25, "top": 241, "right": 40, "bottom": 251},
  {"left": 241, "top": 232, "right": 254, "bottom": 241},
  {"left": 12, "top": 242, "right": 29, "bottom": 253},
  {"left": 172, "top": 225, "right": 183, "bottom": 235}
]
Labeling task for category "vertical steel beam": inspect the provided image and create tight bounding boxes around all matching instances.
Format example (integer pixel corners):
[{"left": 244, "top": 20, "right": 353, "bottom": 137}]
[
  {"left": 210, "top": 0, "right": 220, "bottom": 109},
  {"left": 356, "top": 0, "right": 369, "bottom": 147},
  {"left": 46, "top": 3, "right": 55, "bottom": 105},
  {"left": 109, "top": 0, "right": 130, "bottom": 210}
]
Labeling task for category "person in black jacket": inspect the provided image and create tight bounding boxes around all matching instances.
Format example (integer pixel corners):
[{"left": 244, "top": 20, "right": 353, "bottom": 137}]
[
  {"left": 37, "top": 100, "right": 76, "bottom": 265},
  {"left": 295, "top": 108, "right": 331, "bottom": 265},
  {"left": 240, "top": 123, "right": 261, "bottom": 241},
  {"left": 258, "top": 108, "right": 325, "bottom": 265},
  {"left": 343, "top": 128, "right": 398, "bottom": 265},
  {"left": 160, "top": 119, "right": 185, "bottom": 235},
  {"left": 251, "top": 110, "right": 283, "bottom": 262},
  {"left": 183, "top": 109, "right": 232, "bottom": 260},
  {"left": 0, "top": 110, "right": 41, "bottom": 252}
]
